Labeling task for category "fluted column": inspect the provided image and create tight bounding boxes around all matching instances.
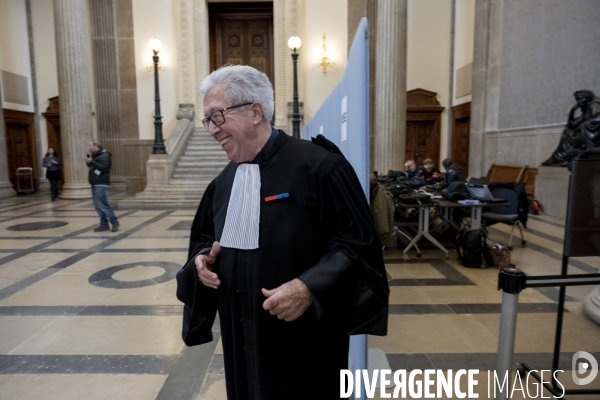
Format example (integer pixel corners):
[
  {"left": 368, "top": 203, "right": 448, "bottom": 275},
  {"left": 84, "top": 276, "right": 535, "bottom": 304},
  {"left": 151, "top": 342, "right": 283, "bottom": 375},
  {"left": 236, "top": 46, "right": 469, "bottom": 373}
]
[
  {"left": 90, "top": 0, "right": 123, "bottom": 188},
  {"left": 54, "top": 0, "right": 93, "bottom": 199},
  {"left": 371, "top": 0, "right": 407, "bottom": 173},
  {"left": 89, "top": 0, "right": 139, "bottom": 192},
  {"left": 0, "top": 83, "right": 17, "bottom": 198}
]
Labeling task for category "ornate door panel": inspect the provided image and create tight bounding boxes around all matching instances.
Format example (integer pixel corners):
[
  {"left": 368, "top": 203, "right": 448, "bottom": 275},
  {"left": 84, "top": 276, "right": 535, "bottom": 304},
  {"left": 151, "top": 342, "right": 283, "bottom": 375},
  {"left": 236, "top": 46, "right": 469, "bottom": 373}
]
[
  {"left": 405, "top": 89, "right": 444, "bottom": 166},
  {"left": 209, "top": 3, "right": 274, "bottom": 85},
  {"left": 220, "top": 20, "right": 245, "bottom": 65},
  {"left": 42, "top": 96, "right": 62, "bottom": 160},
  {"left": 3, "top": 109, "right": 38, "bottom": 190},
  {"left": 247, "top": 20, "right": 271, "bottom": 75},
  {"left": 406, "top": 120, "right": 436, "bottom": 165},
  {"left": 451, "top": 102, "right": 471, "bottom": 175}
]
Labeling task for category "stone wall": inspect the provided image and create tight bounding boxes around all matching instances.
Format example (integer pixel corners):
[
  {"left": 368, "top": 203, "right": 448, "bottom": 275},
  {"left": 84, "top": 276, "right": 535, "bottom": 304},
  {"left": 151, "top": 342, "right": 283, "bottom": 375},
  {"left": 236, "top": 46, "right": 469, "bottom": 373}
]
[
  {"left": 498, "top": 0, "right": 600, "bottom": 130},
  {"left": 470, "top": 0, "right": 600, "bottom": 179}
]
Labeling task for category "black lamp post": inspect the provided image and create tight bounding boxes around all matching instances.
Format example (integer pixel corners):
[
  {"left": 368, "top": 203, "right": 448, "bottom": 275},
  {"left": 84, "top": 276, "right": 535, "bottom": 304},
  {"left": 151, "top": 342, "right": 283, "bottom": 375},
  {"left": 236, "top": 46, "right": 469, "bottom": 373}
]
[
  {"left": 149, "top": 38, "right": 166, "bottom": 154},
  {"left": 288, "top": 36, "right": 302, "bottom": 139}
]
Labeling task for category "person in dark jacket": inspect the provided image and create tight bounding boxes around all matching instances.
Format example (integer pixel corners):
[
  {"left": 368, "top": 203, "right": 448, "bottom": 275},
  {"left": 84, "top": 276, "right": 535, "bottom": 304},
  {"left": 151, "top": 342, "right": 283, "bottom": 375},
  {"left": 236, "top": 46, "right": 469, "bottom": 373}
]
[
  {"left": 404, "top": 159, "right": 417, "bottom": 178},
  {"left": 416, "top": 158, "right": 443, "bottom": 183},
  {"left": 85, "top": 140, "right": 119, "bottom": 232},
  {"left": 442, "top": 158, "right": 466, "bottom": 185},
  {"left": 42, "top": 147, "right": 61, "bottom": 201}
]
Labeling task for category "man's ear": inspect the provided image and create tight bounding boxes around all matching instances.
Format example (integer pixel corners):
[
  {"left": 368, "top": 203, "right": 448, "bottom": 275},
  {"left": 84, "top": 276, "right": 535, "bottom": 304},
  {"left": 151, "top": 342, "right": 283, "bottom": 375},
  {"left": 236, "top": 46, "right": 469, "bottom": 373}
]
[{"left": 251, "top": 103, "right": 264, "bottom": 126}]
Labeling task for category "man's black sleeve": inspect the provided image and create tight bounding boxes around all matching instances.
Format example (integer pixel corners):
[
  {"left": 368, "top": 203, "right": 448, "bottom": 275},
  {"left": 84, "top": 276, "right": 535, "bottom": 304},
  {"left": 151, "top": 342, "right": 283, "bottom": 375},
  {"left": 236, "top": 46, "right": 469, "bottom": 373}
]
[
  {"left": 298, "top": 153, "right": 389, "bottom": 336},
  {"left": 176, "top": 180, "right": 219, "bottom": 346}
]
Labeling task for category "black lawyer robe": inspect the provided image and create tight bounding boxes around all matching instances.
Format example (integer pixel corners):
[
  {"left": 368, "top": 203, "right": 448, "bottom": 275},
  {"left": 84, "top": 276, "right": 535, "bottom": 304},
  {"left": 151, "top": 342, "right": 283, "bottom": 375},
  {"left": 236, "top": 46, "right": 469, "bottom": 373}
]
[{"left": 178, "top": 131, "right": 389, "bottom": 399}]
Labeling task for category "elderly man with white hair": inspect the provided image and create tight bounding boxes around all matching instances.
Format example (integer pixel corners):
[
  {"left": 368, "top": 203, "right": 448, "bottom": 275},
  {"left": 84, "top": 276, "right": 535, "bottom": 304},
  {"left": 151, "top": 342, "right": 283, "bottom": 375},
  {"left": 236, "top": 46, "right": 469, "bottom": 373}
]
[{"left": 177, "top": 65, "right": 389, "bottom": 399}]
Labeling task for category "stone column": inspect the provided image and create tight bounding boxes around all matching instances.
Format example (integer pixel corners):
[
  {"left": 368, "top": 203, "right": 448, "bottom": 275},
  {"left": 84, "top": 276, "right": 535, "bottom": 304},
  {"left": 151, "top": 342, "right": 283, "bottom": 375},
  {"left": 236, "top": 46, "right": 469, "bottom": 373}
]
[
  {"left": 468, "top": 0, "right": 489, "bottom": 179},
  {"left": 470, "top": 0, "right": 505, "bottom": 177},
  {"left": 371, "top": 0, "right": 407, "bottom": 174},
  {"left": 54, "top": 0, "right": 94, "bottom": 199},
  {"left": 347, "top": 0, "right": 367, "bottom": 53},
  {"left": 0, "top": 81, "right": 17, "bottom": 198},
  {"left": 26, "top": 0, "right": 47, "bottom": 191},
  {"left": 89, "top": 0, "right": 139, "bottom": 192}
]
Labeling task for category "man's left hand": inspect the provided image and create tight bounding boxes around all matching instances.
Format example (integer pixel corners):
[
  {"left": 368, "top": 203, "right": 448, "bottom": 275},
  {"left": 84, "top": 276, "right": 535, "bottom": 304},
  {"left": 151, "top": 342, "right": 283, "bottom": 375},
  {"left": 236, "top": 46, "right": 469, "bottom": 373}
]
[{"left": 262, "top": 279, "right": 312, "bottom": 322}]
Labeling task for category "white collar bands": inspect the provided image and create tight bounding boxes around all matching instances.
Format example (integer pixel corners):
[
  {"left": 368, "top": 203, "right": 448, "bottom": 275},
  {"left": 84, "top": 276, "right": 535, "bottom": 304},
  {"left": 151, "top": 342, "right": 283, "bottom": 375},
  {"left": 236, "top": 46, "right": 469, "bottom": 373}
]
[{"left": 220, "top": 164, "right": 261, "bottom": 250}]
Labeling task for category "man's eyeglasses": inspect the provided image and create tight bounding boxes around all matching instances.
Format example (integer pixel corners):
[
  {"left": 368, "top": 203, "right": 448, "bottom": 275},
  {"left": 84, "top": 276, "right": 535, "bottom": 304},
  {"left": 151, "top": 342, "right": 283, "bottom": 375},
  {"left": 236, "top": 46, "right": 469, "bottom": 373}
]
[{"left": 202, "top": 102, "right": 253, "bottom": 130}]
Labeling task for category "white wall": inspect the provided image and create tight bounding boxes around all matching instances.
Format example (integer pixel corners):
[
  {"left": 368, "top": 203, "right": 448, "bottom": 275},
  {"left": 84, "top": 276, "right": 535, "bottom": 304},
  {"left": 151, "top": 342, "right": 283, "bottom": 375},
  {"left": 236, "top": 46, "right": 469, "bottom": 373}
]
[
  {"left": 130, "top": 0, "right": 346, "bottom": 137},
  {"left": 0, "top": 0, "right": 34, "bottom": 113},
  {"left": 453, "top": 0, "right": 475, "bottom": 106},
  {"left": 132, "top": 0, "right": 179, "bottom": 140},
  {"left": 407, "top": 0, "right": 451, "bottom": 165},
  {"left": 31, "top": 0, "right": 59, "bottom": 157},
  {"left": 302, "top": 0, "right": 347, "bottom": 124}
]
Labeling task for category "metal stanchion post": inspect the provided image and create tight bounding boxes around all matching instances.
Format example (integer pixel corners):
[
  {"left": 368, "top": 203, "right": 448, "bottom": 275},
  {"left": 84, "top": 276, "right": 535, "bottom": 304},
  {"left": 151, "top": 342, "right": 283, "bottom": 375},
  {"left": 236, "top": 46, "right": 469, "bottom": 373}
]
[{"left": 495, "top": 268, "right": 527, "bottom": 400}]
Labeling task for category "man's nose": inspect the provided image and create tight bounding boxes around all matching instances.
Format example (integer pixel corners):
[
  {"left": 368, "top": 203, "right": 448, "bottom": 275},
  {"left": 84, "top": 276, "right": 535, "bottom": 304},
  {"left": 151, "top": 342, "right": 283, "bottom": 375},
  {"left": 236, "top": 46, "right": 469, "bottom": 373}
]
[{"left": 208, "top": 122, "right": 221, "bottom": 137}]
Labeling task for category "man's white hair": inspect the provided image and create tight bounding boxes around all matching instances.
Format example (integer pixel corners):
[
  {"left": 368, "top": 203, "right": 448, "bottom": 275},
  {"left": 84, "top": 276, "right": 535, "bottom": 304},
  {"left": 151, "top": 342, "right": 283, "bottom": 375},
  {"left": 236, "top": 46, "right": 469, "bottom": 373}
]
[{"left": 199, "top": 65, "right": 274, "bottom": 122}]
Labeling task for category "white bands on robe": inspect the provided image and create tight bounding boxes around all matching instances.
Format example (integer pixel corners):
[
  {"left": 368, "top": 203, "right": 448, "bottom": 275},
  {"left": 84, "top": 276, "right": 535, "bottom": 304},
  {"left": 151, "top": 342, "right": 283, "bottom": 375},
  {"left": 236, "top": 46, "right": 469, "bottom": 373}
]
[{"left": 220, "top": 164, "right": 261, "bottom": 250}]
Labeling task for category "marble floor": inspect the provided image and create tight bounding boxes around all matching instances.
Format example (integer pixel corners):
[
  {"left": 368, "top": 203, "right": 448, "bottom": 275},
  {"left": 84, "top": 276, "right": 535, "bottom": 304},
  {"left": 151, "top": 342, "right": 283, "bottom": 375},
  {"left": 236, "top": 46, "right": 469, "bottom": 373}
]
[{"left": 0, "top": 191, "right": 599, "bottom": 399}]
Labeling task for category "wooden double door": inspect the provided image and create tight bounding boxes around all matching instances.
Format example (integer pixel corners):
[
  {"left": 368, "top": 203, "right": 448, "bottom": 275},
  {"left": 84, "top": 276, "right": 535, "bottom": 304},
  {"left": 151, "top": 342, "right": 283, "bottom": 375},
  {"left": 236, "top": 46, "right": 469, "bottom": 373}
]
[
  {"left": 209, "top": 2, "right": 274, "bottom": 84},
  {"left": 42, "top": 96, "right": 62, "bottom": 159},
  {"left": 403, "top": 91, "right": 471, "bottom": 175},
  {"left": 4, "top": 109, "right": 38, "bottom": 191},
  {"left": 405, "top": 89, "right": 444, "bottom": 166},
  {"left": 450, "top": 102, "right": 471, "bottom": 174}
]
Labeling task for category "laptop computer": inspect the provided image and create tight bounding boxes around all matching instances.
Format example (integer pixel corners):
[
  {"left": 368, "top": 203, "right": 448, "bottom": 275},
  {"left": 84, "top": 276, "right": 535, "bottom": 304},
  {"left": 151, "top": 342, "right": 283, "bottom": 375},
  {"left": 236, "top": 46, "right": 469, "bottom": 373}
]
[{"left": 466, "top": 183, "right": 506, "bottom": 203}]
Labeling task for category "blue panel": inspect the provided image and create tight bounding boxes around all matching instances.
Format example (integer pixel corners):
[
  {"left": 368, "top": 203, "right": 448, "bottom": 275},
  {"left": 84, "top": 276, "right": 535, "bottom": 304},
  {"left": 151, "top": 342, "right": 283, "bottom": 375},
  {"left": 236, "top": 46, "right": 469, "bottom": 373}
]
[
  {"left": 302, "top": 19, "right": 369, "bottom": 194},
  {"left": 301, "top": 18, "right": 370, "bottom": 399}
]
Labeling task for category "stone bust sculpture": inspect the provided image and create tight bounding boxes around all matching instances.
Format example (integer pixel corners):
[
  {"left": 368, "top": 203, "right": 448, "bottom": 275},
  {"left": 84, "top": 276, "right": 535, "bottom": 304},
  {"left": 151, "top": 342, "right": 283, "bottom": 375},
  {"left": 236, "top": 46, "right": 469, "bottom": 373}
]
[{"left": 542, "top": 90, "right": 600, "bottom": 167}]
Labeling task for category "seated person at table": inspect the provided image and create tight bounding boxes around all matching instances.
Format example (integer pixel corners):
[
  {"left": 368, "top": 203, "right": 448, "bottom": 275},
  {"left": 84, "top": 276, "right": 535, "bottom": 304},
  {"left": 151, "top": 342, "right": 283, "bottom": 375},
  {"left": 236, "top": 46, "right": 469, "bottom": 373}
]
[
  {"left": 442, "top": 158, "right": 466, "bottom": 185},
  {"left": 404, "top": 159, "right": 417, "bottom": 178},
  {"left": 416, "top": 158, "right": 443, "bottom": 183}
]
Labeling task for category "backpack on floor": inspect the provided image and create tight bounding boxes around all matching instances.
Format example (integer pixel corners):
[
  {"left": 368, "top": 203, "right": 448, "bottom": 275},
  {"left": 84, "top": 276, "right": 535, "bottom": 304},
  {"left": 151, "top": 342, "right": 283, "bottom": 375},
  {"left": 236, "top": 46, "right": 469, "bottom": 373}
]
[
  {"left": 457, "top": 229, "right": 487, "bottom": 268},
  {"left": 486, "top": 243, "right": 512, "bottom": 269}
]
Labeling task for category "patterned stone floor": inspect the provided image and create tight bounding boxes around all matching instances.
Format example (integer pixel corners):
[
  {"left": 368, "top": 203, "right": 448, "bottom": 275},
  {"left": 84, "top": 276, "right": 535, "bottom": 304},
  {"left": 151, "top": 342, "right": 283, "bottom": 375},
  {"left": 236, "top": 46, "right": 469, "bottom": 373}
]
[{"left": 0, "top": 191, "right": 598, "bottom": 399}]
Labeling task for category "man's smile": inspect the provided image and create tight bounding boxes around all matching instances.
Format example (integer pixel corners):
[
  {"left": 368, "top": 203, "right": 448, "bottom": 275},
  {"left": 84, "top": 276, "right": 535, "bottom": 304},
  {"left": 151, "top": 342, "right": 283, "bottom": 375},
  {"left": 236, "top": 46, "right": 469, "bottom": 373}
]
[{"left": 219, "top": 136, "right": 232, "bottom": 146}]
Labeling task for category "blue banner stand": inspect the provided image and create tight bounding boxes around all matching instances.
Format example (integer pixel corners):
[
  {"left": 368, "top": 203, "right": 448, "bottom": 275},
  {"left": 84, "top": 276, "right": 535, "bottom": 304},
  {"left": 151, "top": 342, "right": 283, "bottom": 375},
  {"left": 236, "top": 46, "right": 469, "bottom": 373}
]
[{"left": 302, "top": 18, "right": 370, "bottom": 399}]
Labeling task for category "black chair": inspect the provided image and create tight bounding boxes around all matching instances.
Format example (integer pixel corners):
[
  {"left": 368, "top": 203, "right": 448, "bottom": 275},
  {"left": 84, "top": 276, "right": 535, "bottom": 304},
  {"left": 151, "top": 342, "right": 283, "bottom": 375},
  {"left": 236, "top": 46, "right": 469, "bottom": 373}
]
[{"left": 482, "top": 186, "right": 526, "bottom": 249}]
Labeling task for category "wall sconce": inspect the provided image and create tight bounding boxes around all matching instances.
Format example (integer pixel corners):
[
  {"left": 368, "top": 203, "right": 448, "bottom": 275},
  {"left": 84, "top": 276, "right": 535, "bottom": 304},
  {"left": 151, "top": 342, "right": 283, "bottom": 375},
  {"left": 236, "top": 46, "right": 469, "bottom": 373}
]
[
  {"left": 146, "top": 38, "right": 165, "bottom": 71},
  {"left": 317, "top": 34, "right": 333, "bottom": 77}
]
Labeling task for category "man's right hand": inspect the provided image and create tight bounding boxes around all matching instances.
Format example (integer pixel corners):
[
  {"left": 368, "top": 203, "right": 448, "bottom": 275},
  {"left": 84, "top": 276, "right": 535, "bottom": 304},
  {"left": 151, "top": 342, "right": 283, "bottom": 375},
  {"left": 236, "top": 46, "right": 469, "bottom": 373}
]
[{"left": 195, "top": 241, "right": 221, "bottom": 289}]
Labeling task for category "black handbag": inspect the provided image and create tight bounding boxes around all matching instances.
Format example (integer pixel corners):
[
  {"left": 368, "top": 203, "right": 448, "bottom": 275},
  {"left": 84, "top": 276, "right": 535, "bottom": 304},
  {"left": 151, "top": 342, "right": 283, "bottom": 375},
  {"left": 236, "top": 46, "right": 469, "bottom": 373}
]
[{"left": 176, "top": 255, "right": 218, "bottom": 346}]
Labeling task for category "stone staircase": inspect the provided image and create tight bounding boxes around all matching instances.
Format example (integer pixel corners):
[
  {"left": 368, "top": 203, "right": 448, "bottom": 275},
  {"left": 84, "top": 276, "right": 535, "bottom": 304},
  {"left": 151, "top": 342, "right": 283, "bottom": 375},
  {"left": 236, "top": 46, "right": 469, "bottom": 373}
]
[
  {"left": 172, "top": 130, "right": 229, "bottom": 182},
  {"left": 119, "top": 127, "right": 230, "bottom": 209}
]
